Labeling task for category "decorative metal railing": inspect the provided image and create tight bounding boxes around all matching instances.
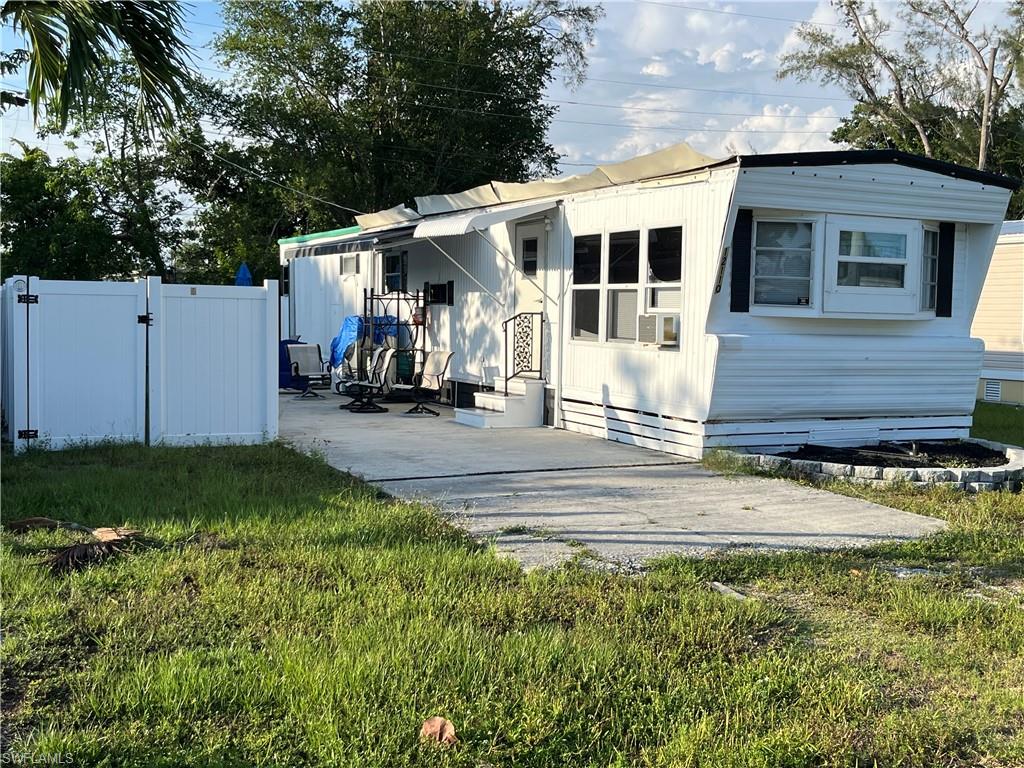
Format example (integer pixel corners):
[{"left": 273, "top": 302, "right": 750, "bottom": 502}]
[{"left": 502, "top": 312, "right": 544, "bottom": 396}]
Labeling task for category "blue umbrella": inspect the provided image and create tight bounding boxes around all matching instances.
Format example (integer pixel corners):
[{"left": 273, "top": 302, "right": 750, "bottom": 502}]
[{"left": 235, "top": 262, "right": 253, "bottom": 286}]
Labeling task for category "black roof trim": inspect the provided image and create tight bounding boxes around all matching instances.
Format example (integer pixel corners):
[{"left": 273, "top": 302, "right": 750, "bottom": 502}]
[{"left": 735, "top": 150, "right": 1021, "bottom": 191}]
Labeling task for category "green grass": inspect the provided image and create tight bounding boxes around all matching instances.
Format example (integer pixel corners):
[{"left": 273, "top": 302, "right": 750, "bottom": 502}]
[
  {"left": 972, "top": 400, "right": 1024, "bottom": 446},
  {"left": 2, "top": 443, "right": 1023, "bottom": 767}
]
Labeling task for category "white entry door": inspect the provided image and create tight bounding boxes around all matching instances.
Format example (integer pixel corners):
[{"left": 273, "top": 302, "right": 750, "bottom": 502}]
[{"left": 514, "top": 221, "right": 546, "bottom": 314}]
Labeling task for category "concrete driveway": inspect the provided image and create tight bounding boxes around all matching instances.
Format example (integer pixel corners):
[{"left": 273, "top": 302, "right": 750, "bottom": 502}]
[{"left": 280, "top": 395, "right": 945, "bottom": 568}]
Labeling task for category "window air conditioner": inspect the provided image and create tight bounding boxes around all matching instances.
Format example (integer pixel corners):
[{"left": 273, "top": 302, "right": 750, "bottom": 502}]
[{"left": 638, "top": 314, "right": 679, "bottom": 347}]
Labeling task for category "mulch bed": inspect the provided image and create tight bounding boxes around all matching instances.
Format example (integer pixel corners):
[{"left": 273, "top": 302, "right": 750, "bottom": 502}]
[{"left": 778, "top": 440, "right": 1007, "bottom": 469}]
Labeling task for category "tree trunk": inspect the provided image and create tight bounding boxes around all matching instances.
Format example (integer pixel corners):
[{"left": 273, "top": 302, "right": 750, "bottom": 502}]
[{"left": 977, "top": 46, "right": 997, "bottom": 171}]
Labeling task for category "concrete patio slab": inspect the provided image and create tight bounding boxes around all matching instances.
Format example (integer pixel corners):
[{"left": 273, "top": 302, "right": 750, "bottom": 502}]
[{"left": 280, "top": 394, "right": 946, "bottom": 567}]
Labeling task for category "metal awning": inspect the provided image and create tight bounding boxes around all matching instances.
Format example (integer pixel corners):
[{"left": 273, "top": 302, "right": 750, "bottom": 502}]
[{"left": 412, "top": 199, "right": 558, "bottom": 239}]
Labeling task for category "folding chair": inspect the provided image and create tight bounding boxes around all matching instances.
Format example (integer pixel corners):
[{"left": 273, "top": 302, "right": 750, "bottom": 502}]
[
  {"left": 394, "top": 350, "right": 453, "bottom": 416},
  {"left": 340, "top": 347, "right": 396, "bottom": 413},
  {"left": 287, "top": 344, "right": 331, "bottom": 399}
]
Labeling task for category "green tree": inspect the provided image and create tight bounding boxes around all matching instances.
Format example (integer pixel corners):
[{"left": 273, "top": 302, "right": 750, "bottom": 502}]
[
  {"left": 173, "top": 0, "right": 602, "bottom": 279},
  {"left": 40, "top": 56, "right": 192, "bottom": 277},
  {"left": 0, "top": 145, "right": 128, "bottom": 280},
  {"left": 779, "top": 0, "right": 1023, "bottom": 171},
  {"left": 1, "top": 0, "right": 194, "bottom": 129},
  {"left": 831, "top": 101, "right": 1024, "bottom": 217}
]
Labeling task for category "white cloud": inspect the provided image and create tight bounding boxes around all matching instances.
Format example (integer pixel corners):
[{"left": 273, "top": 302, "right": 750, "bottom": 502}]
[
  {"left": 742, "top": 48, "right": 769, "bottom": 67},
  {"left": 641, "top": 59, "right": 672, "bottom": 77},
  {"left": 697, "top": 42, "right": 739, "bottom": 72}
]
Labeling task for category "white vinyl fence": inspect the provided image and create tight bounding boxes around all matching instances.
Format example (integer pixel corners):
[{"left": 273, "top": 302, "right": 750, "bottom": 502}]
[{"left": 1, "top": 276, "right": 278, "bottom": 453}]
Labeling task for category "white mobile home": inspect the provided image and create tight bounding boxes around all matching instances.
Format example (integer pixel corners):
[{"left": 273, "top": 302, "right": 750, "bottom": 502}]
[
  {"left": 971, "top": 220, "right": 1024, "bottom": 405},
  {"left": 281, "top": 143, "right": 1018, "bottom": 457}
]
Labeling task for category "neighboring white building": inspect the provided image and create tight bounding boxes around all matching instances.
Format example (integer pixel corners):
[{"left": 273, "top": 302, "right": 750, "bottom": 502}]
[
  {"left": 280, "top": 143, "right": 1018, "bottom": 457},
  {"left": 972, "top": 220, "right": 1024, "bottom": 405}
]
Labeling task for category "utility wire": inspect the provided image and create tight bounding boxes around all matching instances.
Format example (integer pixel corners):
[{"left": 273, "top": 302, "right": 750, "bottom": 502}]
[
  {"left": 383, "top": 97, "right": 834, "bottom": 134},
  {"left": 634, "top": 0, "right": 843, "bottom": 28},
  {"left": 189, "top": 60, "right": 846, "bottom": 119},
  {"left": 178, "top": 136, "right": 366, "bottom": 215}
]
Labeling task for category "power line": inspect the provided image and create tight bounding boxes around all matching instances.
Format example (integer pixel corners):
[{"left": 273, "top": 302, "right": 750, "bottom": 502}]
[
  {"left": 190, "top": 58, "right": 848, "bottom": 117},
  {"left": 384, "top": 97, "right": 834, "bottom": 134},
  {"left": 634, "top": 0, "right": 843, "bottom": 28},
  {"left": 356, "top": 46, "right": 851, "bottom": 102},
  {"left": 178, "top": 136, "right": 366, "bottom": 214}
]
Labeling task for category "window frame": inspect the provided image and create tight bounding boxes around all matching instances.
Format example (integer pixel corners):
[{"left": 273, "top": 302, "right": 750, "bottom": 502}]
[
  {"left": 382, "top": 250, "right": 408, "bottom": 293},
  {"left": 570, "top": 233, "right": 602, "bottom": 341},
  {"left": 605, "top": 229, "right": 641, "bottom": 342},
  {"left": 921, "top": 225, "right": 939, "bottom": 312},
  {"left": 823, "top": 214, "right": 922, "bottom": 315},
  {"left": 750, "top": 217, "right": 817, "bottom": 310},
  {"left": 643, "top": 224, "right": 684, "bottom": 315},
  {"left": 340, "top": 252, "right": 359, "bottom": 276}
]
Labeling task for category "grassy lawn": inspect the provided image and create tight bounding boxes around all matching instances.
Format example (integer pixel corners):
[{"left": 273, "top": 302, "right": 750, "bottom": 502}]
[
  {"left": 972, "top": 400, "right": 1024, "bottom": 446},
  {"left": 2, "top": 444, "right": 1023, "bottom": 767}
]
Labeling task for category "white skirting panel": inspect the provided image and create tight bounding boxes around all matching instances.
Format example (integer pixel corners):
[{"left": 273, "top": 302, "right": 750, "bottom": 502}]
[{"left": 561, "top": 396, "right": 972, "bottom": 457}]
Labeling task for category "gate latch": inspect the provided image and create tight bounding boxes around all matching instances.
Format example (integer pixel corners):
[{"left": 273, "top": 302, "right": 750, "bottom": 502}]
[{"left": 137, "top": 313, "right": 153, "bottom": 326}]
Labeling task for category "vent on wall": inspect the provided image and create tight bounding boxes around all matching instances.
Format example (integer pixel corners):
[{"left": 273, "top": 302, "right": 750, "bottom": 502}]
[{"left": 984, "top": 380, "right": 1002, "bottom": 402}]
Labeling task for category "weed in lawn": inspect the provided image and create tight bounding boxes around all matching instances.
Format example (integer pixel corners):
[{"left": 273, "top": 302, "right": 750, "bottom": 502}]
[{"left": 1, "top": 443, "right": 1022, "bottom": 767}]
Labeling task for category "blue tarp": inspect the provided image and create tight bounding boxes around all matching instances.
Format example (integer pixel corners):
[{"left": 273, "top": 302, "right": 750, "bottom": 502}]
[{"left": 329, "top": 315, "right": 398, "bottom": 369}]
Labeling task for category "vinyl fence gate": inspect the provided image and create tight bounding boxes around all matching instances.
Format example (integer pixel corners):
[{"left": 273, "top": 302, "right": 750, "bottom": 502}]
[{"left": 1, "top": 276, "right": 279, "bottom": 453}]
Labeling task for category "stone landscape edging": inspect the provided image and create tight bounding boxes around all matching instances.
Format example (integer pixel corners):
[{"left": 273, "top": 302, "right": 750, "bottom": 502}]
[{"left": 724, "top": 439, "right": 1024, "bottom": 492}]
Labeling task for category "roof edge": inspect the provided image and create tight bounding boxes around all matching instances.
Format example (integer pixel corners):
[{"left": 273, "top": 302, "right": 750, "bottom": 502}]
[
  {"left": 277, "top": 225, "right": 361, "bottom": 245},
  {"left": 736, "top": 150, "right": 1021, "bottom": 191}
]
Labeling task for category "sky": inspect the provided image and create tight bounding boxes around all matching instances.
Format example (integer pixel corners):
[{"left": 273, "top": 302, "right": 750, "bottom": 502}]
[{"left": 0, "top": 0, "right": 1014, "bottom": 175}]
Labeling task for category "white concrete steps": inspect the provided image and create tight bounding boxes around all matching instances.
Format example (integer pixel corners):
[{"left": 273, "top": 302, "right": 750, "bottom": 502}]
[{"left": 454, "top": 377, "right": 545, "bottom": 429}]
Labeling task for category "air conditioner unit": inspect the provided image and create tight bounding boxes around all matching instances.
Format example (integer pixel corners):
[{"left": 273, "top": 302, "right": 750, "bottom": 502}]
[{"left": 638, "top": 314, "right": 679, "bottom": 346}]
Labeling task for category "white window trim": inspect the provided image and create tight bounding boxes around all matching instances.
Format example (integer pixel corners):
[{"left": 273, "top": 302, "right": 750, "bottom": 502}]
[
  {"left": 643, "top": 223, "right": 684, "bottom": 316},
  {"left": 749, "top": 216, "right": 819, "bottom": 311},
  {"left": 570, "top": 232, "right": 602, "bottom": 342},
  {"left": 823, "top": 214, "right": 922, "bottom": 315},
  {"left": 341, "top": 252, "right": 359, "bottom": 276},
  {"left": 605, "top": 229, "right": 642, "bottom": 343},
  {"left": 921, "top": 224, "right": 939, "bottom": 312},
  {"left": 569, "top": 222, "right": 685, "bottom": 348}
]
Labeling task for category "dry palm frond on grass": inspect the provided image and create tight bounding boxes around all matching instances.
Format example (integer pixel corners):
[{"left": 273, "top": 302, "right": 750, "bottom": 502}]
[{"left": 3, "top": 517, "right": 149, "bottom": 573}]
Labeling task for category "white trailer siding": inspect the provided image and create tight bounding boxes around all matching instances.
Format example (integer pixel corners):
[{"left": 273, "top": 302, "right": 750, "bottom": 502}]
[
  {"left": 404, "top": 210, "right": 564, "bottom": 387},
  {"left": 287, "top": 250, "right": 371, "bottom": 353},
  {"left": 559, "top": 169, "right": 737, "bottom": 424}
]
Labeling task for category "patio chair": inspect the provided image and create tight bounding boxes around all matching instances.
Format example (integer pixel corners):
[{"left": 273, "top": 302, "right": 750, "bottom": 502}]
[
  {"left": 332, "top": 338, "right": 363, "bottom": 393},
  {"left": 339, "top": 345, "right": 384, "bottom": 402},
  {"left": 341, "top": 347, "right": 396, "bottom": 413},
  {"left": 287, "top": 344, "right": 331, "bottom": 399},
  {"left": 397, "top": 350, "right": 453, "bottom": 416}
]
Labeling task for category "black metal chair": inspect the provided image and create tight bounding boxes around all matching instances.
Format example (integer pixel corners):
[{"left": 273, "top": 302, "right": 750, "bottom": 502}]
[
  {"left": 341, "top": 347, "right": 396, "bottom": 413},
  {"left": 402, "top": 350, "right": 453, "bottom": 416},
  {"left": 286, "top": 344, "right": 331, "bottom": 398}
]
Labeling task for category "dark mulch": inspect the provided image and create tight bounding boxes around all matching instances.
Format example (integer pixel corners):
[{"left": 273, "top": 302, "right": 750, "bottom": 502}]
[{"left": 779, "top": 440, "right": 1007, "bottom": 469}]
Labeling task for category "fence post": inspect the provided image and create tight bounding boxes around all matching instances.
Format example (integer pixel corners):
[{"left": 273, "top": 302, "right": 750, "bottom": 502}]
[
  {"left": 4, "top": 276, "right": 30, "bottom": 452},
  {"left": 264, "top": 280, "right": 279, "bottom": 440},
  {"left": 146, "top": 276, "right": 163, "bottom": 446}
]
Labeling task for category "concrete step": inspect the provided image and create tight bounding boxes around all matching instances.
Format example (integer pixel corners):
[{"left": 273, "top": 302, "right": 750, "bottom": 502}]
[
  {"left": 459, "top": 378, "right": 545, "bottom": 428},
  {"left": 474, "top": 392, "right": 526, "bottom": 413},
  {"left": 454, "top": 407, "right": 506, "bottom": 429},
  {"left": 501, "top": 376, "right": 545, "bottom": 396}
]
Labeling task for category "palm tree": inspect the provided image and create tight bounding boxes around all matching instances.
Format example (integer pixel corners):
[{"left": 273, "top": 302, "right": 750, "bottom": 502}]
[{"left": 1, "top": 0, "right": 193, "bottom": 129}]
